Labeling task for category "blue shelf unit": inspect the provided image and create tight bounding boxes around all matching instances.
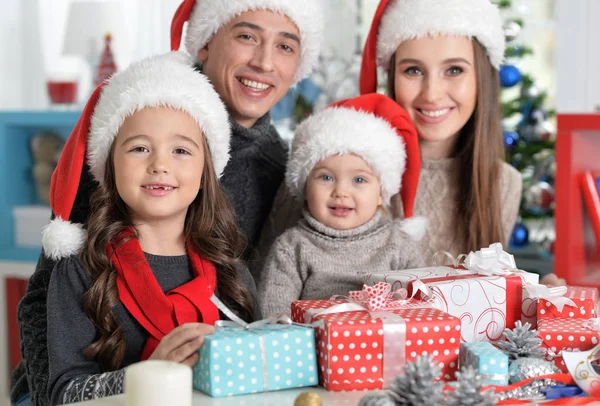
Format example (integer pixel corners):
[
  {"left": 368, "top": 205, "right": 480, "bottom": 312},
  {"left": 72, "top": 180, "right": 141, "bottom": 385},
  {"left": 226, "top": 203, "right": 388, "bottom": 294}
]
[{"left": 0, "top": 111, "right": 80, "bottom": 262}]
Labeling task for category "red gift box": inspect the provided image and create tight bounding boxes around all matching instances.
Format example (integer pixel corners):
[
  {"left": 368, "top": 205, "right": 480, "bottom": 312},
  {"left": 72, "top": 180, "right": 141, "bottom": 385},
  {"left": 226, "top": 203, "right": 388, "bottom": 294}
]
[
  {"left": 291, "top": 299, "right": 461, "bottom": 391},
  {"left": 537, "top": 318, "right": 600, "bottom": 372},
  {"left": 538, "top": 286, "right": 599, "bottom": 322}
]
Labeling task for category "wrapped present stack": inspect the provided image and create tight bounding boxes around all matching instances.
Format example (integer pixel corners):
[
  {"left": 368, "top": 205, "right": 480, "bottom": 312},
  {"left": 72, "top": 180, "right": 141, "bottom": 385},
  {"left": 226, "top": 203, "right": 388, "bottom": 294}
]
[{"left": 534, "top": 285, "right": 600, "bottom": 372}]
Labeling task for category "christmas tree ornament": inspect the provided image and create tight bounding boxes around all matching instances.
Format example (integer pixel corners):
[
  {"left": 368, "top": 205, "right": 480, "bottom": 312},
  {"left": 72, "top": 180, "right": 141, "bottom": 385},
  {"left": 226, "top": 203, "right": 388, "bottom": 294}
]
[
  {"left": 447, "top": 366, "right": 497, "bottom": 406},
  {"left": 497, "top": 321, "right": 559, "bottom": 384},
  {"left": 527, "top": 108, "right": 548, "bottom": 124},
  {"left": 358, "top": 392, "right": 395, "bottom": 406},
  {"left": 95, "top": 33, "right": 118, "bottom": 87},
  {"left": 499, "top": 65, "right": 522, "bottom": 88},
  {"left": 525, "top": 181, "right": 555, "bottom": 214},
  {"left": 387, "top": 355, "right": 445, "bottom": 406},
  {"left": 521, "top": 84, "right": 541, "bottom": 100},
  {"left": 503, "top": 19, "right": 521, "bottom": 42},
  {"left": 503, "top": 130, "right": 519, "bottom": 149},
  {"left": 509, "top": 222, "right": 529, "bottom": 248},
  {"left": 533, "top": 121, "right": 556, "bottom": 143},
  {"left": 294, "top": 391, "right": 323, "bottom": 406}
]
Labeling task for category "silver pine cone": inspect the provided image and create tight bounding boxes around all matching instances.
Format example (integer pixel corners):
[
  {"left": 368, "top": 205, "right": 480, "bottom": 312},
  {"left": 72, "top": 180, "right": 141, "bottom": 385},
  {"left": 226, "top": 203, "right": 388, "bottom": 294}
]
[
  {"left": 388, "top": 355, "right": 445, "bottom": 406},
  {"left": 497, "top": 321, "right": 545, "bottom": 359},
  {"left": 447, "top": 366, "right": 497, "bottom": 406}
]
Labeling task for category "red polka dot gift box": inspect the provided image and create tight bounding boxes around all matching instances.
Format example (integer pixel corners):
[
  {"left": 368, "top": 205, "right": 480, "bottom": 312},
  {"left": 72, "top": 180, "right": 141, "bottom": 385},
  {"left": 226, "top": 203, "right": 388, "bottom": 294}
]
[
  {"left": 537, "top": 286, "right": 599, "bottom": 322},
  {"left": 537, "top": 318, "right": 600, "bottom": 372},
  {"left": 291, "top": 298, "right": 461, "bottom": 391}
]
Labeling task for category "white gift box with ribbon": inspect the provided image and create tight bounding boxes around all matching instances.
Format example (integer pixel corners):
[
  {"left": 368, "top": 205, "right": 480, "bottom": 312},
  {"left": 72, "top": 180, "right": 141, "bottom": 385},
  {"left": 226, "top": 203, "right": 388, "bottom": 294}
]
[{"left": 365, "top": 243, "right": 540, "bottom": 343}]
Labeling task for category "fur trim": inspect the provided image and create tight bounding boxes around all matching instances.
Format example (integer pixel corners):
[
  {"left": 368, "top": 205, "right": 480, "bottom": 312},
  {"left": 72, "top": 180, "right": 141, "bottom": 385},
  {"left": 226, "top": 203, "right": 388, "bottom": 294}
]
[
  {"left": 42, "top": 217, "right": 86, "bottom": 260},
  {"left": 399, "top": 216, "right": 427, "bottom": 241},
  {"left": 286, "top": 106, "right": 406, "bottom": 205},
  {"left": 377, "top": 0, "right": 505, "bottom": 69},
  {"left": 185, "top": 0, "right": 323, "bottom": 84},
  {"left": 88, "top": 52, "right": 231, "bottom": 184}
]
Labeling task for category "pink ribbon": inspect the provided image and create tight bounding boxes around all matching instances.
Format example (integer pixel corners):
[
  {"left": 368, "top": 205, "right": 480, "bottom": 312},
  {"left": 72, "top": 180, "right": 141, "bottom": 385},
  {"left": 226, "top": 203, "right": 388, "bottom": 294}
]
[{"left": 344, "top": 282, "right": 410, "bottom": 311}]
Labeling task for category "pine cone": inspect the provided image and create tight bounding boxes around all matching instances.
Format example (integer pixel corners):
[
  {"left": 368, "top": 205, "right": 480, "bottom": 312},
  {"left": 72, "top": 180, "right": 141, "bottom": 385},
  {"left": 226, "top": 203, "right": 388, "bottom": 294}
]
[
  {"left": 358, "top": 392, "right": 395, "bottom": 406},
  {"left": 497, "top": 321, "right": 545, "bottom": 359},
  {"left": 388, "top": 355, "right": 445, "bottom": 406},
  {"left": 447, "top": 366, "right": 497, "bottom": 406}
]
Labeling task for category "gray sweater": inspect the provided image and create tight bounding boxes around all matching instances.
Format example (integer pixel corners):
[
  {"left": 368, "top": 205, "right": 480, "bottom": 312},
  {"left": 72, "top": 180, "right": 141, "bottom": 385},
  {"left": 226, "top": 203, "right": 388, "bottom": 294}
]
[
  {"left": 47, "top": 253, "right": 259, "bottom": 405},
  {"left": 258, "top": 211, "right": 425, "bottom": 317}
]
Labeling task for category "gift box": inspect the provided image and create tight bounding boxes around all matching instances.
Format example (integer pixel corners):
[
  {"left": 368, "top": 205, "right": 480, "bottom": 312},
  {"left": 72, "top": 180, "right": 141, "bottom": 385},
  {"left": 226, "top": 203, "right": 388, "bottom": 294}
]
[
  {"left": 459, "top": 342, "right": 509, "bottom": 385},
  {"left": 291, "top": 297, "right": 461, "bottom": 391},
  {"left": 537, "top": 286, "right": 599, "bottom": 322},
  {"left": 366, "top": 268, "right": 538, "bottom": 343},
  {"left": 193, "top": 324, "right": 318, "bottom": 397},
  {"left": 537, "top": 318, "right": 600, "bottom": 372}
]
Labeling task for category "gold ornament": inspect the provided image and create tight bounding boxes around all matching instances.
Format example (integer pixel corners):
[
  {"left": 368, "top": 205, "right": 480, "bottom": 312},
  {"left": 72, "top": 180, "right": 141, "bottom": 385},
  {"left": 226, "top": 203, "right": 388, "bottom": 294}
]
[{"left": 294, "top": 391, "right": 322, "bottom": 406}]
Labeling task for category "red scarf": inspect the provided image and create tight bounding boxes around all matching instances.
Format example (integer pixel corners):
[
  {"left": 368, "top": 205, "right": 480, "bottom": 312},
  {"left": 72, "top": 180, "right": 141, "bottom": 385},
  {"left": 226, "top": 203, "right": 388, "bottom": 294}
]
[{"left": 107, "top": 228, "right": 220, "bottom": 360}]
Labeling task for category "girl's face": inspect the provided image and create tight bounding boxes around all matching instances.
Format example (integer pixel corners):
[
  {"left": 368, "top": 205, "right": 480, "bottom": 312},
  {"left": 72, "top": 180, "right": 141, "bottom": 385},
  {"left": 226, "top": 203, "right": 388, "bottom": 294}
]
[
  {"left": 113, "top": 107, "right": 205, "bottom": 226},
  {"left": 305, "top": 154, "right": 383, "bottom": 230},
  {"left": 393, "top": 36, "right": 477, "bottom": 159}
]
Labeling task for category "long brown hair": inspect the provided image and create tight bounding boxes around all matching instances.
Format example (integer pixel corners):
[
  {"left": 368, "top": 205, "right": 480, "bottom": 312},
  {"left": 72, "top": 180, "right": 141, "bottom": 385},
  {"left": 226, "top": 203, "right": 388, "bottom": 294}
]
[
  {"left": 387, "top": 39, "right": 505, "bottom": 251},
  {"left": 80, "top": 133, "right": 255, "bottom": 371}
]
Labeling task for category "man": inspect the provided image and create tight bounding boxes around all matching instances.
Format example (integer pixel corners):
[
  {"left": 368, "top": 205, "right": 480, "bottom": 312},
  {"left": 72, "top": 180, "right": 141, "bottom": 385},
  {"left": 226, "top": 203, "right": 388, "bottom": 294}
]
[{"left": 12, "top": 1, "right": 322, "bottom": 404}]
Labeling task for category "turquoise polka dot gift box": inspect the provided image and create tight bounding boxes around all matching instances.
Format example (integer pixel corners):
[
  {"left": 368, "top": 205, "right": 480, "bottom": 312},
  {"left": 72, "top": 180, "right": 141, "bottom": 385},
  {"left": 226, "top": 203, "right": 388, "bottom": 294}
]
[
  {"left": 459, "top": 341, "right": 509, "bottom": 386},
  {"left": 193, "top": 325, "right": 318, "bottom": 397}
]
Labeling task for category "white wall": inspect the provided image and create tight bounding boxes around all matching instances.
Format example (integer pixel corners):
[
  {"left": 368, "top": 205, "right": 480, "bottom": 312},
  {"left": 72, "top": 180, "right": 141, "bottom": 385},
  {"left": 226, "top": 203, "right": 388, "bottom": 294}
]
[{"left": 0, "top": 0, "right": 24, "bottom": 109}]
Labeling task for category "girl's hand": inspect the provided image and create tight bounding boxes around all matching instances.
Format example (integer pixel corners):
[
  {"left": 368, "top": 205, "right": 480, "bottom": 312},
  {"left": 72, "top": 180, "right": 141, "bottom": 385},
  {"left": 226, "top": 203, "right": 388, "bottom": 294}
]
[
  {"left": 540, "top": 273, "right": 567, "bottom": 287},
  {"left": 149, "top": 323, "right": 215, "bottom": 367}
]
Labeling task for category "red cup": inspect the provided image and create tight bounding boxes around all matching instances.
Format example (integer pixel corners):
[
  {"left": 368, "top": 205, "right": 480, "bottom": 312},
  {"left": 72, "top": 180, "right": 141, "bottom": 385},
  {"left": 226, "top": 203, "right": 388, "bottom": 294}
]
[{"left": 47, "top": 81, "right": 78, "bottom": 104}]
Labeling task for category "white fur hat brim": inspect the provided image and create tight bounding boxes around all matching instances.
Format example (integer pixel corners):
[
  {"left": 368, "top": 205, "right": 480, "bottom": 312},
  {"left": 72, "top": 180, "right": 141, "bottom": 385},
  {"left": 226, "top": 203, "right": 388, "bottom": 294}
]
[
  {"left": 185, "top": 0, "right": 323, "bottom": 84},
  {"left": 377, "top": 0, "right": 505, "bottom": 70},
  {"left": 286, "top": 107, "right": 406, "bottom": 205},
  {"left": 88, "top": 52, "right": 231, "bottom": 184}
]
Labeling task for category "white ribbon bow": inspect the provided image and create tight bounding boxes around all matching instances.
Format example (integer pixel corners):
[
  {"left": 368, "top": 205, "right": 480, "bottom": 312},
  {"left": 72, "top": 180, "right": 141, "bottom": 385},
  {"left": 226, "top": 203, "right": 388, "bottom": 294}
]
[
  {"left": 524, "top": 285, "right": 576, "bottom": 312},
  {"left": 463, "top": 242, "right": 517, "bottom": 275}
]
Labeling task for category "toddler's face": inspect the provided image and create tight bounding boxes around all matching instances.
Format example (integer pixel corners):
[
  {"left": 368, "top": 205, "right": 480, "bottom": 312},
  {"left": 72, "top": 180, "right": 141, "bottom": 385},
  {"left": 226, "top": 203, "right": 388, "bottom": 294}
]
[
  {"left": 112, "top": 107, "right": 205, "bottom": 227},
  {"left": 305, "top": 154, "right": 383, "bottom": 230}
]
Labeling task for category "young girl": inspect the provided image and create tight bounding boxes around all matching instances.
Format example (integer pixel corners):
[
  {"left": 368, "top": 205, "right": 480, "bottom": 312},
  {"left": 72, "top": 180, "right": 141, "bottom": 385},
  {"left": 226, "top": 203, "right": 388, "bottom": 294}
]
[
  {"left": 359, "top": 0, "right": 562, "bottom": 285},
  {"left": 258, "top": 93, "right": 426, "bottom": 317},
  {"left": 43, "top": 52, "right": 258, "bottom": 405}
]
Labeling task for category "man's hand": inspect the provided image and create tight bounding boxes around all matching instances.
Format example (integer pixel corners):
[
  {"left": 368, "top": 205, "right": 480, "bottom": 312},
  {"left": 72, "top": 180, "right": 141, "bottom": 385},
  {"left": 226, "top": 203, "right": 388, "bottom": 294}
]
[{"left": 540, "top": 273, "right": 567, "bottom": 287}]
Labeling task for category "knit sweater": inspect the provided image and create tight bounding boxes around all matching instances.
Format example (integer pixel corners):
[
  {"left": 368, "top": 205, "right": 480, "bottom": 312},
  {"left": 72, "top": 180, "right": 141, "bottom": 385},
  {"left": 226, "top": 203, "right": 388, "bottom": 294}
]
[
  {"left": 253, "top": 158, "right": 522, "bottom": 279},
  {"left": 47, "top": 253, "right": 259, "bottom": 405},
  {"left": 389, "top": 159, "right": 522, "bottom": 263},
  {"left": 258, "top": 210, "right": 425, "bottom": 317},
  {"left": 11, "top": 113, "right": 284, "bottom": 405},
  {"left": 221, "top": 114, "right": 289, "bottom": 259}
]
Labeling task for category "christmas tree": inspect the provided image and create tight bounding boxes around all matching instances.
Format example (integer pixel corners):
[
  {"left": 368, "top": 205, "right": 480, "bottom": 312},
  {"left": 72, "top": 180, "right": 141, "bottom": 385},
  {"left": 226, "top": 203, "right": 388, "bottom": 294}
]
[{"left": 493, "top": 0, "right": 556, "bottom": 256}]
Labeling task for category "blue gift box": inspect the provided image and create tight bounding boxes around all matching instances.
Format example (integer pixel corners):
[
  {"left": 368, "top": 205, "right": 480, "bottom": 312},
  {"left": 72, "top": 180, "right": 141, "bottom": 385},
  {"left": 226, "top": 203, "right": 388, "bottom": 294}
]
[
  {"left": 460, "top": 342, "right": 509, "bottom": 386},
  {"left": 193, "top": 325, "right": 318, "bottom": 397}
]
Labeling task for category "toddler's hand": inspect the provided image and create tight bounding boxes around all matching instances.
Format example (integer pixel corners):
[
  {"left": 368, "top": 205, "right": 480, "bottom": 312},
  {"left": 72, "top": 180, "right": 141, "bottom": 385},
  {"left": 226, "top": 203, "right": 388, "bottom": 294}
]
[
  {"left": 540, "top": 273, "right": 566, "bottom": 287},
  {"left": 150, "top": 323, "right": 215, "bottom": 367}
]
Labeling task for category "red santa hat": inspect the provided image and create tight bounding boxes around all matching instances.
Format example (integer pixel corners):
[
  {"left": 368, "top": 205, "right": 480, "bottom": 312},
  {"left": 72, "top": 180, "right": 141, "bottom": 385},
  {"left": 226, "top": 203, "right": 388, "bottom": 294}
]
[
  {"left": 360, "top": 0, "right": 505, "bottom": 94},
  {"left": 286, "top": 93, "right": 420, "bottom": 216},
  {"left": 42, "top": 52, "right": 231, "bottom": 260},
  {"left": 170, "top": 0, "right": 323, "bottom": 84}
]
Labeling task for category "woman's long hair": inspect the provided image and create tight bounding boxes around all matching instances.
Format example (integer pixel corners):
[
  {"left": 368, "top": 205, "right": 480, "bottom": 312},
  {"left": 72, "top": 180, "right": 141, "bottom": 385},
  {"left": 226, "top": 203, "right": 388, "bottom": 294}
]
[
  {"left": 80, "top": 134, "right": 254, "bottom": 371},
  {"left": 387, "top": 39, "right": 505, "bottom": 252}
]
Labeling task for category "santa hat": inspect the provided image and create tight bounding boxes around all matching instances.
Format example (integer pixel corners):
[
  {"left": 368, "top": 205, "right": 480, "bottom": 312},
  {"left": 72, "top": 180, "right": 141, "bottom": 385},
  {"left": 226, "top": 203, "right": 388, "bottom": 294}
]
[
  {"left": 42, "top": 52, "right": 231, "bottom": 261},
  {"left": 360, "top": 0, "right": 505, "bottom": 94},
  {"left": 170, "top": 0, "right": 323, "bottom": 84},
  {"left": 286, "top": 93, "right": 420, "bottom": 215}
]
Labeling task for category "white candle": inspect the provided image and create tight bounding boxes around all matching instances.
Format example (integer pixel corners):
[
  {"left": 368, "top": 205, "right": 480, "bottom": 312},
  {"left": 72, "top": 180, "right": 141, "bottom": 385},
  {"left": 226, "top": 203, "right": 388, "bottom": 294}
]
[{"left": 125, "top": 360, "right": 192, "bottom": 406}]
